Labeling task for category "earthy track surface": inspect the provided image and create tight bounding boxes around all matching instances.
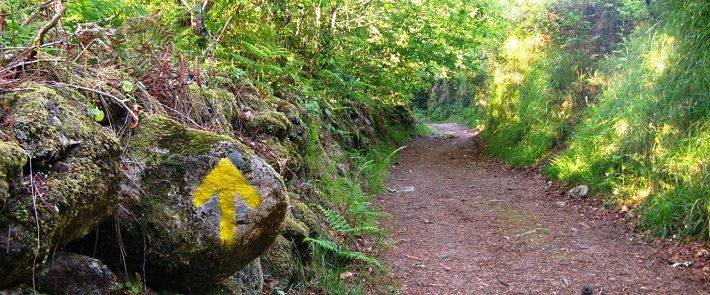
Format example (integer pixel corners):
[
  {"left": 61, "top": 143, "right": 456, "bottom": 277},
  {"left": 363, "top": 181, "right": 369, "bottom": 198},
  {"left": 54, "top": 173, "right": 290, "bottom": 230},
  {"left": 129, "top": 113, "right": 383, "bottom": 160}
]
[{"left": 377, "top": 123, "right": 708, "bottom": 294}]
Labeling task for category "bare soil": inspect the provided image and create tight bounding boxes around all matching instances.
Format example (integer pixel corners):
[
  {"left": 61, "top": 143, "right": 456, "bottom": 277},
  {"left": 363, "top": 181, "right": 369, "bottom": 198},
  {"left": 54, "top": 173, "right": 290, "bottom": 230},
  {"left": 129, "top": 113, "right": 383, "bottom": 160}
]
[{"left": 377, "top": 123, "right": 709, "bottom": 294}]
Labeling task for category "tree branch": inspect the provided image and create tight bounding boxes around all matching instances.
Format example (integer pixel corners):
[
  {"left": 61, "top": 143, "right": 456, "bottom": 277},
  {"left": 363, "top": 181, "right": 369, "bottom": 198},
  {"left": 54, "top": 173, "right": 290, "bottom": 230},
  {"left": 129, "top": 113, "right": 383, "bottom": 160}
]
[
  {"left": 49, "top": 82, "right": 140, "bottom": 129},
  {"left": 32, "top": 0, "right": 66, "bottom": 48},
  {"left": 22, "top": 0, "right": 54, "bottom": 26}
]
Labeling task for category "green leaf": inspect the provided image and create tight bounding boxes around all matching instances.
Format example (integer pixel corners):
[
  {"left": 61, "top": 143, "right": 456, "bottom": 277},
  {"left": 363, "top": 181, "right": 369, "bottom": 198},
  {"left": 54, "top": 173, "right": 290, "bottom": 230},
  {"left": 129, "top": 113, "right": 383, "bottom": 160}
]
[
  {"left": 86, "top": 103, "right": 105, "bottom": 122},
  {"left": 121, "top": 80, "right": 135, "bottom": 93}
]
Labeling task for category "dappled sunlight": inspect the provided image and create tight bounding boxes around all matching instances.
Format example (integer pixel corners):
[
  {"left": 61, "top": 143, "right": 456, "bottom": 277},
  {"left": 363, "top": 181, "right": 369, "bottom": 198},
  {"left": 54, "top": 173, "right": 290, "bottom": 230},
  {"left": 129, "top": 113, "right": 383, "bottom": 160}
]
[
  {"left": 644, "top": 33, "right": 676, "bottom": 77},
  {"left": 501, "top": 34, "right": 546, "bottom": 66},
  {"left": 661, "top": 125, "right": 710, "bottom": 184},
  {"left": 553, "top": 155, "right": 589, "bottom": 179},
  {"left": 632, "top": 183, "right": 654, "bottom": 204},
  {"left": 614, "top": 119, "right": 630, "bottom": 136}
]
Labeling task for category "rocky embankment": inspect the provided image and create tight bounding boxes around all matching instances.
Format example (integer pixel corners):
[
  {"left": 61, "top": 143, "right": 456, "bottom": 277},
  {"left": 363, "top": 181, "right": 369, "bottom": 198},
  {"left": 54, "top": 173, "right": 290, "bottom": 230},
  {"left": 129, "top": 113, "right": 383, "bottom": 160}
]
[{"left": 0, "top": 76, "right": 413, "bottom": 294}]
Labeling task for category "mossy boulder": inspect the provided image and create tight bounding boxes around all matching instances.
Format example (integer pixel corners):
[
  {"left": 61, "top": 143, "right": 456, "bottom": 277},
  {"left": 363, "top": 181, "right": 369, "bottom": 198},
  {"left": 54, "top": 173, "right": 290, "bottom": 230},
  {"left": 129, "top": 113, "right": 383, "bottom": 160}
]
[
  {"left": 242, "top": 110, "right": 292, "bottom": 140},
  {"left": 324, "top": 101, "right": 377, "bottom": 149},
  {"left": 262, "top": 199, "right": 317, "bottom": 287},
  {"left": 204, "top": 258, "right": 264, "bottom": 295},
  {"left": 258, "top": 137, "right": 304, "bottom": 180},
  {"left": 115, "top": 114, "right": 287, "bottom": 292},
  {"left": 185, "top": 83, "right": 240, "bottom": 135},
  {"left": 37, "top": 252, "right": 123, "bottom": 295},
  {"left": 273, "top": 99, "right": 308, "bottom": 146},
  {"left": 282, "top": 213, "right": 309, "bottom": 242},
  {"left": 289, "top": 199, "right": 319, "bottom": 235},
  {"left": 0, "top": 84, "right": 122, "bottom": 287},
  {"left": 262, "top": 235, "right": 295, "bottom": 286},
  {"left": 223, "top": 258, "right": 264, "bottom": 295},
  {"left": 0, "top": 142, "right": 26, "bottom": 205}
]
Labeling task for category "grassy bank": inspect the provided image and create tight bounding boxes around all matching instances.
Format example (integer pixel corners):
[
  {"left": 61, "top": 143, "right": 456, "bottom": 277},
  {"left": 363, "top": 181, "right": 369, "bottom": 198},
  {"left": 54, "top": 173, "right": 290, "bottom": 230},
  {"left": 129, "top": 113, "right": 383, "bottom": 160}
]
[
  {"left": 547, "top": 1, "right": 709, "bottom": 239},
  {"left": 419, "top": 0, "right": 708, "bottom": 240}
]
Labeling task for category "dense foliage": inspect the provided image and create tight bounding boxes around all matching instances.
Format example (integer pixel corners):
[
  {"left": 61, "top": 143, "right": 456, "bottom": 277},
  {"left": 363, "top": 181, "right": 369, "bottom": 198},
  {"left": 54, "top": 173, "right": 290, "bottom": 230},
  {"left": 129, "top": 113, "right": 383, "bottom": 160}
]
[
  {"left": 1, "top": 0, "right": 502, "bottom": 292},
  {"left": 549, "top": 0, "right": 709, "bottom": 240},
  {"left": 1, "top": 0, "right": 502, "bottom": 107}
]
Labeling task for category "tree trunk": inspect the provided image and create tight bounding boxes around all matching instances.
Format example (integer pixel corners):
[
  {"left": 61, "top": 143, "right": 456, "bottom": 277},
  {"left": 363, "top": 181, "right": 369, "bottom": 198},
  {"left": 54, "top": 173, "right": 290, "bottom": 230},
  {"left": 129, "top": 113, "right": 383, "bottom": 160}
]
[
  {"left": 181, "top": 0, "right": 212, "bottom": 39},
  {"left": 0, "top": 9, "right": 5, "bottom": 34}
]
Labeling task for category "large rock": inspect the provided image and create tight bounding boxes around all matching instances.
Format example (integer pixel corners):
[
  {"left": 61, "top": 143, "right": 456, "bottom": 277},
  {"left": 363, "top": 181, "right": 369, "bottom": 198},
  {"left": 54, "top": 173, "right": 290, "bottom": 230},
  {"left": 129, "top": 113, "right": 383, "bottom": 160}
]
[
  {"left": 329, "top": 102, "right": 377, "bottom": 149},
  {"left": 37, "top": 252, "right": 123, "bottom": 295},
  {"left": 114, "top": 114, "right": 287, "bottom": 291},
  {"left": 0, "top": 286, "right": 34, "bottom": 295},
  {"left": 223, "top": 258, "right": 264, "bottom": 295},
  {"left": 262, "top": 235, "right": 295, "bottom": 286},
  {"left": 204, "top": 258, "right": 264, "bottom": 295},
  {"left": 262, "top": 199, "right": 318, "bottom": 287},
  {"left": 0, "top": 84, "right": 122, "bottom": 287}
]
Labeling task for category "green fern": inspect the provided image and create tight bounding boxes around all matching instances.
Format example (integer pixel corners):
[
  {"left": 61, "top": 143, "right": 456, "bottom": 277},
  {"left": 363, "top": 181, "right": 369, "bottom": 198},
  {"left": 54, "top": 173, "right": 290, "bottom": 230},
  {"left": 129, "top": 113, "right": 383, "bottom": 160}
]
[
  {"left": 304, "top": 237, "right": 381, "bottom": 267},
  {"left": 316, "top": 205, "right": 378, "bottom": 235},
  {"left": 317, "top": 205, "right": 351, "bottom": 233}
]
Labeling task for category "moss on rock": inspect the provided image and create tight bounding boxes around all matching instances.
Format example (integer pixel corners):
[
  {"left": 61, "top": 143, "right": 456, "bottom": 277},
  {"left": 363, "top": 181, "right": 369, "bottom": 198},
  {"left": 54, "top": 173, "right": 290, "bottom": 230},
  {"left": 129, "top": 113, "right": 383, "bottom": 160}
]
[
  {"left": 245, "top": 111, "right": 292, "bottom": 140},
  {"left": 185, "top": 83, "right": 240, "bottom": 135},
  {"left": 0, "top": 141, "right": 26, "bottom": 205},
  {"left": 109, "top": 114, "right": 287, "bottom": 292},
  {"left": 0, "top": 83, "right": 122, "bottom": 288},
  {"left": 290, "top": 199, "right": 320, "bottom": 236},
  {"left": 282, "top": 214, "right": 309, "bottom": 241},
  {"left": 262, "top": 235, "right": 295, "bottom": 286}
]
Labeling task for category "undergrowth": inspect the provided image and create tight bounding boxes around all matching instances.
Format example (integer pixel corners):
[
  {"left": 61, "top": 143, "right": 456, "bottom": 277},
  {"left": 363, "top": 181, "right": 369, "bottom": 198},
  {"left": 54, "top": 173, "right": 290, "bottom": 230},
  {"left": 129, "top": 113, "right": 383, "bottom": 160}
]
[
  {"left": 300, "top": 117, "right": 416, "bottom": 293},
  {"left": 547, "top": 1, "right": 709, "bottom": 239}
]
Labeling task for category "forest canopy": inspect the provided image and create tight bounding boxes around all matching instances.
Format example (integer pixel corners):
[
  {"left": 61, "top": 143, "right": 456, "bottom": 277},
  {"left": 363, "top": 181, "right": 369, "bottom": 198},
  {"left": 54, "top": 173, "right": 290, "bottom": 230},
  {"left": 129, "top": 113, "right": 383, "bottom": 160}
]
[{"left": 1, "top": 0, "right": 504, "bottom": 106}]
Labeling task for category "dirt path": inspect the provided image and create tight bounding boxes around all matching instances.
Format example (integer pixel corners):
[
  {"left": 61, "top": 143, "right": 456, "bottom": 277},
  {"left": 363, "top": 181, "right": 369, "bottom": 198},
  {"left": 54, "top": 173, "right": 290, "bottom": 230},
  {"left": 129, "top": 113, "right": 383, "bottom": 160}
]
[{"left": 377, "top": 123, "right": 708, "bottom": 294}]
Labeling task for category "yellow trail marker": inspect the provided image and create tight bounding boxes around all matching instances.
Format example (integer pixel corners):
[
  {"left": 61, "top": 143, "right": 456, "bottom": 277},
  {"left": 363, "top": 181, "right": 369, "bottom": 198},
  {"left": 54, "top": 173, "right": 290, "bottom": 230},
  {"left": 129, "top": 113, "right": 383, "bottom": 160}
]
[{"left": 193, "top": 158, "right": 262, "bottom": 247}]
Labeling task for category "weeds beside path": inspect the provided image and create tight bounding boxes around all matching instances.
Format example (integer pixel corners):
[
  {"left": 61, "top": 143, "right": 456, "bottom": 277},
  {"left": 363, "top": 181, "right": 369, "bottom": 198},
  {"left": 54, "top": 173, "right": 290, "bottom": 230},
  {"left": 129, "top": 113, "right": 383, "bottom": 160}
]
[{"left": 377, "top": 123, "right": 708, "bottom": 294}]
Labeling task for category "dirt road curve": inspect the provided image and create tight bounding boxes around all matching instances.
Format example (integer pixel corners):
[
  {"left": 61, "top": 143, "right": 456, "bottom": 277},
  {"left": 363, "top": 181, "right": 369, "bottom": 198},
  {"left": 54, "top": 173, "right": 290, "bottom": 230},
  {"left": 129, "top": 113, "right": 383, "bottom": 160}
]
[{"left": 377, "top": 123, "right": 708, "bottom": 294}]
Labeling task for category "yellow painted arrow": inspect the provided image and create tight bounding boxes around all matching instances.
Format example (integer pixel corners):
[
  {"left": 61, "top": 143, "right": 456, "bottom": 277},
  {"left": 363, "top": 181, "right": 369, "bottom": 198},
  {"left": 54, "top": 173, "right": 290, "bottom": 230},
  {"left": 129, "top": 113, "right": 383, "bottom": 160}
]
[{"left": 193, "top": 158, "right": 262, "bottom": 247}]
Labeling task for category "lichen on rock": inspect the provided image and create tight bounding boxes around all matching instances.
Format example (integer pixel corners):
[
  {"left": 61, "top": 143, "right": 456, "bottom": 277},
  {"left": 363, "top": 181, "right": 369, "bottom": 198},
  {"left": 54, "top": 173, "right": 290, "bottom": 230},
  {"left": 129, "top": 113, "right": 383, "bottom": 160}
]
[
  {"left": 262, "top": 235, "right": 295, "bottom": 286},
  {"left": 0, "top": 141, "right": 26, "bottom": 206}
]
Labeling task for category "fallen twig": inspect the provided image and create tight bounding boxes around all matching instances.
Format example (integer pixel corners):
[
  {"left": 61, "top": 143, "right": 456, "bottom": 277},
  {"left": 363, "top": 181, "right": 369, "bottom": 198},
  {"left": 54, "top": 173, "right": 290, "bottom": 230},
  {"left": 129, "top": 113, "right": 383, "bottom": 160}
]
[
  {"left": 404, "top": 254, "right": 424, "bottom": 261},
  {"left": 48, "top": 82, "right": 139, "bottom": 128},
  {"left": 495, "top": 275, "right": 510, "bottom": 287}
]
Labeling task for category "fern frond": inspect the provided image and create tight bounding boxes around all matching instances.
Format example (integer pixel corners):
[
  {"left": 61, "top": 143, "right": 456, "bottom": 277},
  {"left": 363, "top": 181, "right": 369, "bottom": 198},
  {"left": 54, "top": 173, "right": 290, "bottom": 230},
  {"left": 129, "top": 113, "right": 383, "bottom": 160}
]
[
  {"left": 304, "top": 237, "right": 381, "bottom": 267},
  {"left": 317, "top": 205, "right": 352, "bottom": 233}
]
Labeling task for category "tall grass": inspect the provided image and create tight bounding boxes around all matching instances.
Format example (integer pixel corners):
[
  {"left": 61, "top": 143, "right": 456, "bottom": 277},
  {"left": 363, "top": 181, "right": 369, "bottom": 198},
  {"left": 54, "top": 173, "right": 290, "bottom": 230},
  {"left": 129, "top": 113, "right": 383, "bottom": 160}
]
[{"left": 548, "top": 1, "right": 709, "bottom": 239}]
